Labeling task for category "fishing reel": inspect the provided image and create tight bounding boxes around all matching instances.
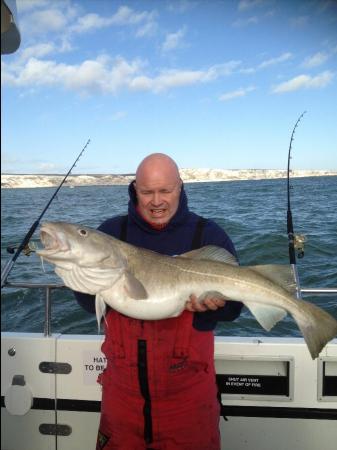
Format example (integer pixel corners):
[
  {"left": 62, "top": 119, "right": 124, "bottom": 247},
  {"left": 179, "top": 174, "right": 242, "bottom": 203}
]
[
  {"left": 293, "top": 234, "right": 306, "bottom": 259},
  {"left": 6, "top": 243, "right": 37, "bottom": 257}
]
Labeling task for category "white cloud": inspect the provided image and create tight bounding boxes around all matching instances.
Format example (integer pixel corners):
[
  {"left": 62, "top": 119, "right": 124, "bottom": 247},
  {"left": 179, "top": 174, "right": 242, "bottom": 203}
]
[
  {"left": 109, "top": 111, "right": 127, "bottom": 121},
  {"left": 17, "top": 0, "right": 50, "bottom": 13},
  {"left": 167, "top": 1, "right": 197, "bottom": 14},
  {"left": 272, "top": 71, "right": 334, "bottom": 93},
  {"left": 135, "top": 20, "right": 158, "bottom": 38},
  {"left": 132, "top": 70, "right": 204, "bottom": 92},
  {"left": 204, "top": 61, "right": 242, "bottom": 80},
  {"left": 18, "top": 2, "right": 157, "bottom": 44},
  {"left": 318, "top": 0, "right": 337, "bottom": 12},
  {"left": 129, "top": 61, "right": 240, "bottom": 93},
  {"left": 2, "top": 55, "right": 241, "bottom": 95},
  {"left": 238, "top": 0, "right": 268, "bottom": 11},
  {"left": 10, "top": 38, "right": 73, "bottom": 68},
  {"left": 71, "top": 5, "right": 157, "bottom": 37},
  {"left": 259, "top": 52, "right": 292, "bottom": 69},
  {"left": 289, "top": 15, "right": 309, "bottom": 28},
  {"left": 302, "top": 52, "right": 329, "bottom": 68},
  {"left": 18, "top": 1, "right": 79, "bottom": 39},
  {"left": 37, "top": 162, "right": 59, "bottom": 171},
  {"left": 111, "top": 6, "right": 156, "bottom": 26},
  {"left": 1, "top": 152, "right": 62, "bottom": 173},
  {"left": 26, "top": 8, "right": 69, "bottom": 33},
  {"left": 219, "top": 86, "right": 256, "bottom": 101},
  {"left": 161, "top": 28, "right": 186, "bottom": 52},
  {"left": 232, "top": 16, "right": 259, "bottom": 27},
  {"left": 2, "top": 55, "right": 144, "bottom": 94},
  {"left": 240, "top": 52, "right": 292, "bottom": 74},
  {"left": 17, "top": 43, "right": 56, "bottom": 62},
  {"left": 130, "top": 70, "right": 205, "bottom": 92},
  {"left": 235, "top": 1, "right": 275, "bottom": 27},
  {"left": 70, "top": 13, "right": 109, "bottom": 33}
]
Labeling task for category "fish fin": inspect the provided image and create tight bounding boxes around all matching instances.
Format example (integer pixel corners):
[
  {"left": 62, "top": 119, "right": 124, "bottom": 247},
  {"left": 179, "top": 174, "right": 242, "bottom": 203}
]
[
  {"left": 39, "top": 256, "right": 47, "bottom": 273},
  {"left": 123, "top": 271, "right": 148, "bottom": 299},
  {"left": 291, "top": 300, "right": 337, "bottom": 359},
  {"left": 95, "top": 294, "right": 106, "bottom": 330},
  {"left": 180, "top": 245, "right": 238, "bottom": 265},
  {"left": 245, "top": 302, "right": 287, "bottom": 331},
  {"left": 249, "top": 264, "right": 297, "bottom": 295}
]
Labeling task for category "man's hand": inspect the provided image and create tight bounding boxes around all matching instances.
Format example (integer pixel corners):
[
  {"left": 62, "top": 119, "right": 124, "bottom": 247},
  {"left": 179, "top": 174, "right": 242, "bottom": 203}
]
[{"left": 185, "top": 294, "right": 226, "bottom": 312}]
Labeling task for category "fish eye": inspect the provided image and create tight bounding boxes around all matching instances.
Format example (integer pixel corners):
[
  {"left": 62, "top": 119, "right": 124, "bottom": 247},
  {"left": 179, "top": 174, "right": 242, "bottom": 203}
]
[{"left": 78, "top": 229, "right": 87, "bottom": 236}]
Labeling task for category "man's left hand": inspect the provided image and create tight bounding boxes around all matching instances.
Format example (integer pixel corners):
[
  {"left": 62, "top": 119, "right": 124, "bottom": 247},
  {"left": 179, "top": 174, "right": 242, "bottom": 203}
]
[{"left": 185, "top": 294, "right": 226, "bottom": 312}]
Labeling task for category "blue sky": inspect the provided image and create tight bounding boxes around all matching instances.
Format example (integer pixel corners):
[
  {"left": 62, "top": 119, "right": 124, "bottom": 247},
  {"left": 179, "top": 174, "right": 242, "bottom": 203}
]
[{"left": 2, "top": 0, "right": 337, "bottom": 174}]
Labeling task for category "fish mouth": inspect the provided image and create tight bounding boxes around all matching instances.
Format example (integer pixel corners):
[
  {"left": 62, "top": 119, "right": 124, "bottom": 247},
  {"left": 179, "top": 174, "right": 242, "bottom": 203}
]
[{"left": 37, "top": 224, "right": 70, "bottom": 257}]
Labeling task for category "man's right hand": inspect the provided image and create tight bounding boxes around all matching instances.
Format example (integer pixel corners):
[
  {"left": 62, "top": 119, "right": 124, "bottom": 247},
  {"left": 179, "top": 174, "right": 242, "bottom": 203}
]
[{"left": 185, "top": 294, "right": 226, "bottom": 312}]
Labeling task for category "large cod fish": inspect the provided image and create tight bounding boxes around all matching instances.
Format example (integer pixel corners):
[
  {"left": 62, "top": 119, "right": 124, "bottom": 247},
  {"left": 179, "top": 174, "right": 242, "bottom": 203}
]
[{"left": 37, "top": 222, "right": 337, "bottom": 359}]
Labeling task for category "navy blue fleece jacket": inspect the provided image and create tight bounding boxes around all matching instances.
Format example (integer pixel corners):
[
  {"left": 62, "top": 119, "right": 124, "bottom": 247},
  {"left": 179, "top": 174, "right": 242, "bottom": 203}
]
[{"left": 74, "top": 182, "right": 243, "bottom": 330}]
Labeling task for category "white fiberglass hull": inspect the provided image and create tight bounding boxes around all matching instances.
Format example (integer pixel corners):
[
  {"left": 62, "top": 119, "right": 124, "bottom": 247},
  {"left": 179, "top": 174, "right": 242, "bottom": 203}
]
[{"left": 1, "top": 333, "right": 336, "bottom": 450}]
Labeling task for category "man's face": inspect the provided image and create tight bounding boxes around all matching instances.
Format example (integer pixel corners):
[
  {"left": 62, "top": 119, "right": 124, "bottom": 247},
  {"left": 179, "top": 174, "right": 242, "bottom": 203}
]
[{"left": 135, "top": 177, "right": 182, "bottom": 225}]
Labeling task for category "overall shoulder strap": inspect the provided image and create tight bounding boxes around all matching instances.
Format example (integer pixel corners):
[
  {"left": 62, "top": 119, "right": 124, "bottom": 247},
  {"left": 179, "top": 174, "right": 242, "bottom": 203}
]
[
  {"left": 190, "top": 216, "right": 207, "bottom": 250},
  {"left": 119, "top": 215, "right": 128, "bottom": 242}
]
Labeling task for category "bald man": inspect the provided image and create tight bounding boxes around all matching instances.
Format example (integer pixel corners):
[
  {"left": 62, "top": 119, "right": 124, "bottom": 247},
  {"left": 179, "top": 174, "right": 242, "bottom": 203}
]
[{"left": 75, "top": 153, "right": 243, "bottom": 450}]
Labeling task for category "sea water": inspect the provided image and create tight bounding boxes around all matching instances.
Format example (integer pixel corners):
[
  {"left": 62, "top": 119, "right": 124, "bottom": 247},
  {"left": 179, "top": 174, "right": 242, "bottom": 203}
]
[{"left": 1, "top": 176, "right": 336, "bottom": 336}]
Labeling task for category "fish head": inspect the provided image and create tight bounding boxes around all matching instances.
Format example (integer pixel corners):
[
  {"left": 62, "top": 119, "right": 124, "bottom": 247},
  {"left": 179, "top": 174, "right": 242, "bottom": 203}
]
[{"left": 37, "top": 221, "right": 122, "bottom": 269}]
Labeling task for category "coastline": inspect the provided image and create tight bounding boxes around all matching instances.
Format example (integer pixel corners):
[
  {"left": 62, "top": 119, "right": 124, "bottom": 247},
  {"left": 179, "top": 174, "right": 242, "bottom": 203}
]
[{"left": 1, "top": 169, "right": 336, "bottom": 189}]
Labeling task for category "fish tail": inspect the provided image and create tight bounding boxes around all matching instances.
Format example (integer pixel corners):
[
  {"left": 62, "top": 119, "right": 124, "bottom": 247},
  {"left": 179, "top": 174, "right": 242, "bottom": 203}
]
[{"left": 292, "top": 300, "right": 337, "bottom": 359}]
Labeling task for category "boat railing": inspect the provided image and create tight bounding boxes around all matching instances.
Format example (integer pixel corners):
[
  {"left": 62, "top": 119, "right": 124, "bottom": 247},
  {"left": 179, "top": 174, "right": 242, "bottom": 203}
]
[
  {"left": 2, "top": 282, "right": 337, "bottom": 338},
  {"left": 3, "top": 282, "right": 68, "bottom": 337}
]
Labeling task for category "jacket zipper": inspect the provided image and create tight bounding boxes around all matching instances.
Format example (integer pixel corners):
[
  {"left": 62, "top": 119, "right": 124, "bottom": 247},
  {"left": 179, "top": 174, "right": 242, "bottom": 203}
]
[{"left": 137, "top": 339, "right": 153, "bottom": 444}]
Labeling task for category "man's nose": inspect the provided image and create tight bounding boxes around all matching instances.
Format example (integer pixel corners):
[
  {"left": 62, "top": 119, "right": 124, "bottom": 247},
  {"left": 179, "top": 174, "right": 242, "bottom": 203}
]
[{"left": 152, "top": 191, "right": 162, "bottom": 205}]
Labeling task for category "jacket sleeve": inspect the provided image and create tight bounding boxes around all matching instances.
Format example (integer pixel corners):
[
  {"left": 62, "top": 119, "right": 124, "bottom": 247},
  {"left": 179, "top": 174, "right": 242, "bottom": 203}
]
[
  {"left": 73, "top": 216, "right": 125, "bottom": 314},
  {"left": 193, "top": 218, "right": 244, "bottom": 330}
]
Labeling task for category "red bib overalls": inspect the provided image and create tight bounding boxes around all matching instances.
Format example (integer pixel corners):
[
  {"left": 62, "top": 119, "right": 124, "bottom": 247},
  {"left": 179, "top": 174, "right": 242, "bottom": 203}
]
[{"left": 96, "top": 309, "right": 220, "bottom": 450}]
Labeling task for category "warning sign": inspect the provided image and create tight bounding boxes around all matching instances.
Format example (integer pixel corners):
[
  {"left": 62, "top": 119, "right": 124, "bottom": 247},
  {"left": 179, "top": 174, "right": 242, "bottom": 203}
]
[
  {"left": 216, "top": 373, "right": 289, "bottom": 397},
  {"left": 83, "top": 351, "right": 107, "bottom": 385}
]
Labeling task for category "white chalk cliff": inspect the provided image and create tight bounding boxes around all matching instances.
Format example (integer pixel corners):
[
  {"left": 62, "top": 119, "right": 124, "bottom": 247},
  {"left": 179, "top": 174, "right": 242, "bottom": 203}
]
[{"left": 1, "top": 169, "right": 336, "bottom": 189}]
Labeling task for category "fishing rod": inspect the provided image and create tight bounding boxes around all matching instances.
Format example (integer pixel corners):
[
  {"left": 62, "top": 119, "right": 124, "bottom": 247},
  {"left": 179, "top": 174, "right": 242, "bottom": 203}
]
[
  {"left": 286, "top": 112, "right": 306, "bottom": 298},
  {"left": 1, "top": 139, "right": 91, "bottom": 288}
]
